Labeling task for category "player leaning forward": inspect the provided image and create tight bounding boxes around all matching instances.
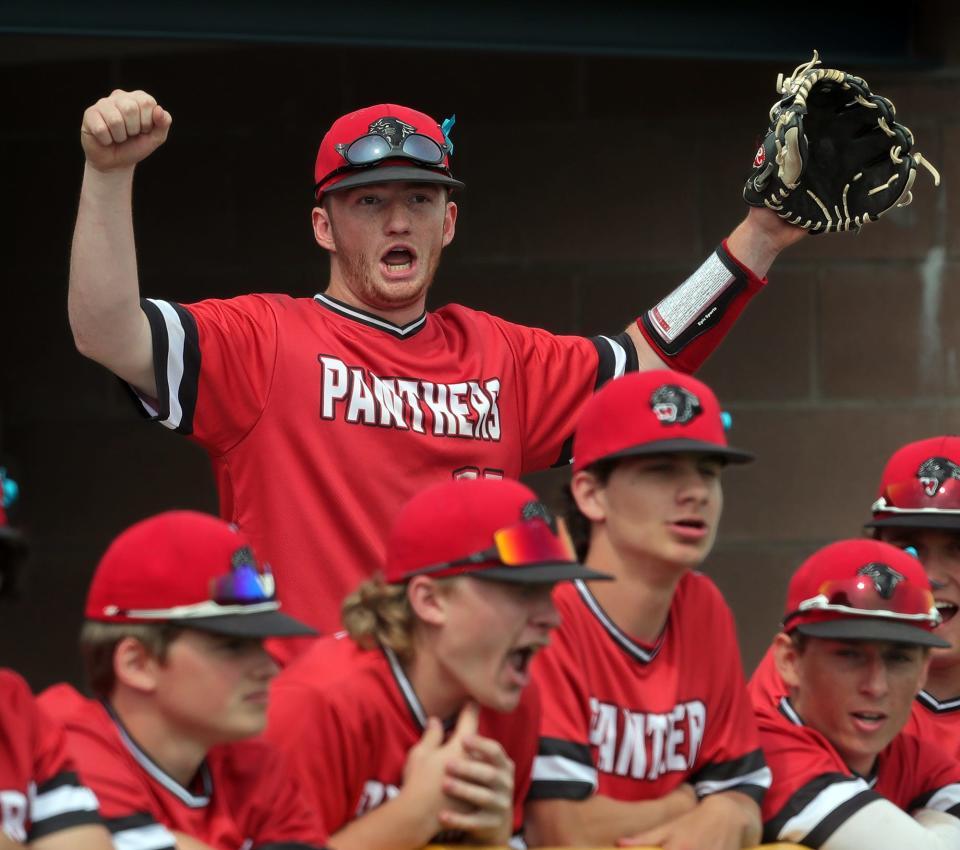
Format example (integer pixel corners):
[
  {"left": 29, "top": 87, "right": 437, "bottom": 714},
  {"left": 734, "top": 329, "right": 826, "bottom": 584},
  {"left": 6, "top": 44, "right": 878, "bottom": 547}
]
[
  {"left": 752, "top": 539, "right": 960, "bottom": 850},
  {"left": 68, "top": 85, "right": 809, "bottom": 654},
  {"left": 264, "top": 477, "right": 611, "bottom": 850},
  {"left": 526, "top": 370, "right": 770, "bottom": 850},
  {"left": 38, "top": 512, "right": 328, "bottom": 850}
]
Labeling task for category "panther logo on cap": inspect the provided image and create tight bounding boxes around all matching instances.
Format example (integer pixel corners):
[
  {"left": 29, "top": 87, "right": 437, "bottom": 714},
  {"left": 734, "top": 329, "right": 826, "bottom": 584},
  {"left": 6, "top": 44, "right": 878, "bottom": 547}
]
[
  {"left": 231, "top": 545, "right": 257, "bottom": 570},
  {"left": 650, "top": 385, "right": 702, "bottom": 425},
  {"left": 368, "top": 117, "right": 416, "bottom": 146},
  {"left": 522, "top": 500, "right": 558, "bottom": 532},
  {"left": 917, "top": 456, "right": 960, "bottom": 498},
  {"left": 856, "top": 562, "right": 905, "bottom": 600}
]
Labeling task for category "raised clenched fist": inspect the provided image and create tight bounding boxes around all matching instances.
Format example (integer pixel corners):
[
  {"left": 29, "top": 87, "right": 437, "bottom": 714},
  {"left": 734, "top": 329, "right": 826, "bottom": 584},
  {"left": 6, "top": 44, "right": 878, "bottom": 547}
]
[{"left": 81, "top": 89, "right": 172, "bottom": 172}]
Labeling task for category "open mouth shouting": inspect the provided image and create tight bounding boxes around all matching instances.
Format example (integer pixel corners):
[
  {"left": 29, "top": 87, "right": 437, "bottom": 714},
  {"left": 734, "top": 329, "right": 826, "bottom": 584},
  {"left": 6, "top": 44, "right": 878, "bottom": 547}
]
[
  {"left": 505, "top": 644, "right": 543, "bottom": 689},
  {"left": 936, "top": 599, "right": 959, "bottom": 626},
  {"left": 380, "top": 244, "right": 418, "bottom": 278}
]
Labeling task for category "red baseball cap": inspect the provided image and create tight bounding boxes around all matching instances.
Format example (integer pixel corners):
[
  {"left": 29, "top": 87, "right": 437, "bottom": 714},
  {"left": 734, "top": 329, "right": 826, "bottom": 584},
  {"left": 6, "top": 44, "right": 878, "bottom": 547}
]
[
  {"left": 572, "top": 370, "right": 753, "bottom": 472},
  {"left": 314, "top": 104, "right": 465, "bottom": 201},
  {"left": 781, "top": 539, "right": 948, "bottom": 647},
  {"left": 385, "top": 478, "right": 611, "bottom": 585},
  {"left": 85, "top": 511, "right": 315, "bottom": 638},
  {"left": 866, "top": 436, "right": 960, "bottom": 531}
]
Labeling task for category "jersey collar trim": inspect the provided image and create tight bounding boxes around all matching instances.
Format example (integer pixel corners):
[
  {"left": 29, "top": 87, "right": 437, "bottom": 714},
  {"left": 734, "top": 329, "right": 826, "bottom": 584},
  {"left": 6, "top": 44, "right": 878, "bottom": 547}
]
[
  {"left": 103, "top": 700, "right": 213, "bottom": 808},
  {"left": 313, "top": 293, "right": 428, "bottom": 339},
  {"left": 917, "top": 689, "right": 960, "bottom": 713},
  {"left": 573, "top": 579, "right": 666, "bottom": 664},
  {"left": 382, "top": 645, "right": 429, "bottom": 731},
  {"left": 778, "top": 697, "right": 879, "bottom": 786}
]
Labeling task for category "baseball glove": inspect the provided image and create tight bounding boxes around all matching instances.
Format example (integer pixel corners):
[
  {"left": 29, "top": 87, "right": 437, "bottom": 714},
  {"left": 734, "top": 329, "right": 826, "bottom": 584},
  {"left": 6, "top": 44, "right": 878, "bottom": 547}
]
[{"left": 743, "top": 51, "right": 940, "bottom": 234}]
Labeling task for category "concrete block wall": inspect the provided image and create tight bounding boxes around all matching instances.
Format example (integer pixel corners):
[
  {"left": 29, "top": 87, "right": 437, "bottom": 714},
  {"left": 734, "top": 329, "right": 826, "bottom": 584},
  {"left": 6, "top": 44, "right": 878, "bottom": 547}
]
[{"left": 1, "top": 34, "right": 958, "bottom": 685}]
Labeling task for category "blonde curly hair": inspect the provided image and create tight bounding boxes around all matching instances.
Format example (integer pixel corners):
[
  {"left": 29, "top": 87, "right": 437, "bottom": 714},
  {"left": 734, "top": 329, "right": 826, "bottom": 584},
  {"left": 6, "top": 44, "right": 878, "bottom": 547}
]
[{"left": 342, "top": 574, "right": 416, "bottom": 660}]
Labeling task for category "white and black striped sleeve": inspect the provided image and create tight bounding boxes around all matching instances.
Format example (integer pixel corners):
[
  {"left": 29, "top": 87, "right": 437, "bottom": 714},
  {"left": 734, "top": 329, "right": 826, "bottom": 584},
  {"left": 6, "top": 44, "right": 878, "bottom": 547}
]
[
  {"left": 763, "top": 772, "right": 881, "bottom": 847},
  {"left": 692, "top": 749, "right": 772, "bottom": 804},
  {"left": 103, "top": 812, "right": 176, "bottom": 850},
  {"left": 551, "top": 332, "right": 638, "bottom": 467},
  {"left": 129, "top": 298, "right": 201, "bottom": 435},
  {"left": 910, "top": 783, "right": 960, "bottom": 819},
  {"left": 527, "top": 737, "right": 597, "bottom": 801},
  {"left": 27, "top": 771, "right": 101, "bottom": 840}
]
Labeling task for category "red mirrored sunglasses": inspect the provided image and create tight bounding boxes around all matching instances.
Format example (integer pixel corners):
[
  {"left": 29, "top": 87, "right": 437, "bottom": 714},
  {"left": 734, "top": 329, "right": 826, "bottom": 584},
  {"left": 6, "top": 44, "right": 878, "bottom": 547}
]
[
  {"left": 872, "top": 475, "right": 960, "bottom": 515},
  {"left": 406, "top": 517, "right": 577, "bottom": 580},
  {"left": 784, "top": 574, "right": 940, "bottom": 627}
]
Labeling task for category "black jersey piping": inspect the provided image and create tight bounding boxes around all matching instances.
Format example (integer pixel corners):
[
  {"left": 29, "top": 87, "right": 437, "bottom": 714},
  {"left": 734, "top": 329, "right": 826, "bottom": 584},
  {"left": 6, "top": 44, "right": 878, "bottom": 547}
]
[
  {"left": 573, "top": 579, "right": 666, "bottom": 664},
  {"left": 314, "top": 293, "right": 427, "bottom": 339}
]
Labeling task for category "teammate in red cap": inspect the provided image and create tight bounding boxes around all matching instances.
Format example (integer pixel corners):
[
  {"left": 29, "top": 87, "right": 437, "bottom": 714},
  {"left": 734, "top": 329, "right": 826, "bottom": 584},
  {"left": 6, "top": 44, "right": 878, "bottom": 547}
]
[
  {"left": 265, "top": 477, "right": 610, "bottom": 850},
  {"left": 526, "top": 369, "right": 769, "bottom": 850},
  {"left": 37, "top": 511, "right": 327, "bottom": 850},
  {"left": 0, "top": 474, "right": 113, "bottom": 849},
  {"left": 753, "top": 435, "right": 960, "bottom": 762},
  {"left": 752, "top": 539, "right": 960, "bottom": 849},
  {"left": 68, "top": 88, "right": 808, "bottom": 657}
]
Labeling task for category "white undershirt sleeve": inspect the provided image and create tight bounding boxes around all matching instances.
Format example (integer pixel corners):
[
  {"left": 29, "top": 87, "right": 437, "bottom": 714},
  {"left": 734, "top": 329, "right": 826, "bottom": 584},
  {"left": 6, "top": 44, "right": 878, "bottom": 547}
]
[{"left": 821, "top": 799, "right": 960, "bottom": 850}]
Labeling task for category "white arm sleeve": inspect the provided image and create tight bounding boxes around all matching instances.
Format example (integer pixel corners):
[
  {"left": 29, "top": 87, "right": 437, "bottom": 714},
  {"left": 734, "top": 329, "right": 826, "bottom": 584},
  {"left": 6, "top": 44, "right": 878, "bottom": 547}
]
[{"left": 820, "top": 799, "right": 960, "bottom": 850}]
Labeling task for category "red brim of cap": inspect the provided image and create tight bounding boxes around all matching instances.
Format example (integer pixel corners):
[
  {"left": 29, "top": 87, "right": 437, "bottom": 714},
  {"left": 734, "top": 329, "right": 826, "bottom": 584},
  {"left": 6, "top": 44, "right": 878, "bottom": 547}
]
[
  {"left": 157, "top": 610, "right": 316, "bottom": 639},
  {"left": 793, "top": 617, "right": 949, "bottom": 648},
  {"left": 322, "top": 165, "right": 465, "bottom": 197},
  {"left": 588, "top": 439, "right": 754, "bottom": 467},
  {"left": 865, "top": 513, "right": 960, "bottom": 531},
  {"left": 469, "top": 561, "right": 612, "bottom": 584}
]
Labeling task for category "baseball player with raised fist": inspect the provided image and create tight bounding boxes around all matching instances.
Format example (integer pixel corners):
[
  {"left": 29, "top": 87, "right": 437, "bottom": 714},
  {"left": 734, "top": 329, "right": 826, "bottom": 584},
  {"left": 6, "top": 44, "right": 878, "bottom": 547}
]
[
  {"left": 752, "top": 539, "right": 960, "bottom": 850},
  {"left": 525, "top": 370, "right": 769, "bottom": 850},
  {"left": 68, "top": 87, "right": 809, "bottom": 658},
  {"left": 265, "top": 477, "right": 610, "bottom": 850}
]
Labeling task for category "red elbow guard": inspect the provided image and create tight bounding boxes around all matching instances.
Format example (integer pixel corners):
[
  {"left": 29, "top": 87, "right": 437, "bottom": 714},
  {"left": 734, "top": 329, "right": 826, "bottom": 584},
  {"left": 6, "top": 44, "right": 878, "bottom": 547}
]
[{"left": 636, "top": 240, "right": 767, "bottom": 374}]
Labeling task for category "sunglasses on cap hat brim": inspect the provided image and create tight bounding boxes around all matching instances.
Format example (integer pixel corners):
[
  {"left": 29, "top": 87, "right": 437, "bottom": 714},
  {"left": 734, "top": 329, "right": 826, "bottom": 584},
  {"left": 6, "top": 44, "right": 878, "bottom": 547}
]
[
  {"left": 783, "top": 573, "right": 948, "bottom": 648},
  {"left": 868, "top": 475, "right": 960, "bottom": 530},
  {"left": 399, "top": 516, "right": 611, "bottom": 584},
  {"left": 95, "top": 562, "right": 316, "bottom": 638}
]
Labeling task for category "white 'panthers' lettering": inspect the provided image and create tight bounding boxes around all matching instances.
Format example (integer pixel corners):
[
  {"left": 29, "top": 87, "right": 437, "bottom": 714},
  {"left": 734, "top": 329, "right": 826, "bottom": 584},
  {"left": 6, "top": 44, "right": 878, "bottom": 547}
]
[
  {"left": 589, "top": 699, "right": 706, "bottom": 780},
  {"left": 1, "top": 788, "right": 29, "bottom": 843},
  {"left": 319, "top": 356, "right": 503, "bottom": 441},
  {"left": 355, "top": 780, "right": 400, "bottom": 817}
]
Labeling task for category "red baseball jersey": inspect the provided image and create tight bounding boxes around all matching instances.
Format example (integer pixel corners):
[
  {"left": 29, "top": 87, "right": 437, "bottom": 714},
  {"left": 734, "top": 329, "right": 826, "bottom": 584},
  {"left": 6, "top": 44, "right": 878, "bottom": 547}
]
[
  {"left": 132, "top": 294, "right": 637, "bottom": 659},
  {"left": 38, "top": 684, "right": 326, "bottom": 850},
  {"left": 264, "top": 632, "right": 538, "bottom": 843},
  {"left": 755, "top": 694, "right": 960, "bottom": 846},
  {"left": 750, "top": 646, "right": 960, "bottom": 758},
  {"left": 0, "top": 670, "right": 102, "bottom": 843},
  {"left": 529, "top": 574, "right": 770, "bottom": 804}
]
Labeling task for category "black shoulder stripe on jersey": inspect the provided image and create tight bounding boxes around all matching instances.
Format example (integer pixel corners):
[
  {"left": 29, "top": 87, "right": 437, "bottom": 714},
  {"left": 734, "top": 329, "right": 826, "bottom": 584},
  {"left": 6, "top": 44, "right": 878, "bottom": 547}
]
[
  {"left": 254, "top": 844, "right": 330, "bottom": 849},
  {"left": 172, "top": 301, "right": 201, "bottom": 436},
  {"left": 28, "top": 809, "right": 104, "bottom": 841},
  {"left": 538, "top": 736, "right": 593, "bottom": 766},
  {"left": 800, "top": 789, "right": 880, "bottom": 849},
  {"left": 550, "top": 332, "right": 639, "bottom": 468},
  {"left": 528, "top": 777, "right": 594, "bottom": 802},
  {"left": 908, "top": 785, "right": 960, "bottom": 816},
  {"left": 137, "top": 298, "right": 200, "bottom": 435},
  {"left": 103, "top": 812, "right": 158, "bottom": 832},
  {"left": 692, "top": 748, "right": 768, "bottom": 785},
  {"left": 591, "top": 332, "right": 640, "bottom": 390},
  {"left": 34, "top": 770, "right": 85, "bottom": 795},
  {"left": 763, "top": 773, "right": 875, "bottom": 847}
]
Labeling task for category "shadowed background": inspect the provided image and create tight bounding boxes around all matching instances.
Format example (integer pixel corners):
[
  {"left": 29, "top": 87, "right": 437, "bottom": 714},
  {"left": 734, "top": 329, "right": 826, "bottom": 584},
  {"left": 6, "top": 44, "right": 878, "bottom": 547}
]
[{"left": 2, "top": 1, "right": 959, "bottom": 687}]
